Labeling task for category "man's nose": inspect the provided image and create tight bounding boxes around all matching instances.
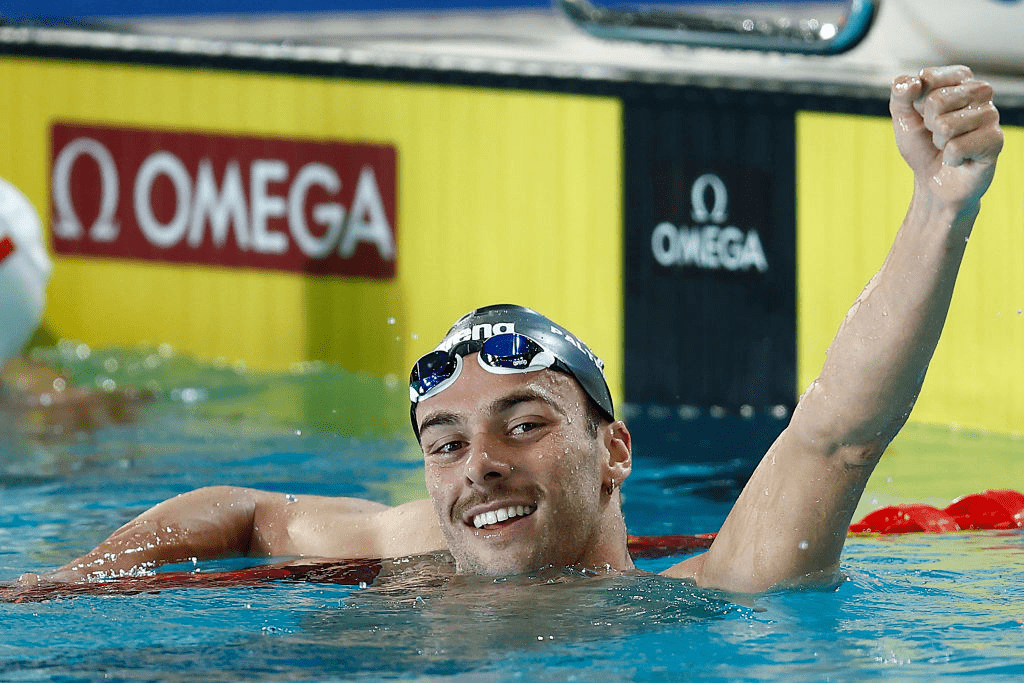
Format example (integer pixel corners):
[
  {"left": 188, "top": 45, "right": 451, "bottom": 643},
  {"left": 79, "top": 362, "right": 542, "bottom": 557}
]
[{"left": 464, "top": 437, "right": 512, "bottom": 486}]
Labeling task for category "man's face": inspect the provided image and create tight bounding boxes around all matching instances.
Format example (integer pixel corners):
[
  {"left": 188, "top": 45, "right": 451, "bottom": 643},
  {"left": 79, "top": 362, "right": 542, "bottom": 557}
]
[{"left": 415, "top": 354, "right": 627, "bottom": 576}]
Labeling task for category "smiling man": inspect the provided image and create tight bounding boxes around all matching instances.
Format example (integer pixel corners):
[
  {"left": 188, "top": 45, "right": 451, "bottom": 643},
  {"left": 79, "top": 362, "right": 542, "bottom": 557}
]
[
  {"left": 23, "top": 65, "right": 1004, "bottom": 593},
  {"left": 409, "top": 305, "right": 634, "bottom": 577}
]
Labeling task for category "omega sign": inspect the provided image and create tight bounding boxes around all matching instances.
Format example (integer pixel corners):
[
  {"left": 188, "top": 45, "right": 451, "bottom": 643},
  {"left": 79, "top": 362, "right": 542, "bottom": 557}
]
[
  {"left": 650, "top": 173, "right": 768, "bottom": 273},
  {"left": 49, "top": 123, "right": 398, "bottom": 277}
]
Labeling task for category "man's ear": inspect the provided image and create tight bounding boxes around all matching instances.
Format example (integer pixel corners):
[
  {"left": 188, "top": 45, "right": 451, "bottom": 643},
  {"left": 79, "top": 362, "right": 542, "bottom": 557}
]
[{"left": 602, "top": 420, "right": 632, "bottom": 486}]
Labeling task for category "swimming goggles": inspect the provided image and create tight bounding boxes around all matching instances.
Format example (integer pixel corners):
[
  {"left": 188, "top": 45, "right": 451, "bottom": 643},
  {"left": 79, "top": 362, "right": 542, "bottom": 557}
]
[{"left": 409, "top": 333, "right": 559, "bottom": 404}]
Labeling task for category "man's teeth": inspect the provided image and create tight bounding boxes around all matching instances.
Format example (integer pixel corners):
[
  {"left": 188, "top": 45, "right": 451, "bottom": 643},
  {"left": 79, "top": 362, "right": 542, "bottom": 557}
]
[{"left": 473, "top": 505, "right": 535, "bottom": 529}]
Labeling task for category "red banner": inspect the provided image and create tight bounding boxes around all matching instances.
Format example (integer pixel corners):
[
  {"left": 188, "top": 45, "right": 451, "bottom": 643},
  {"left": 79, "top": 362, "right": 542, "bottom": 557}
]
[{"left": 50, "top": 123, "right": 398, "bottom": 278}]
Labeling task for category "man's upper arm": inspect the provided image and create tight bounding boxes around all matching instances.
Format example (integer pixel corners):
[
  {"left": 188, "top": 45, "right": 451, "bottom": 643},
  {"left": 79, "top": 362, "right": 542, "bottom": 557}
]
[
  {"left": 662, "top": 420, "right": 873, "bottom": 592},
  {"left": 250, "top": 495, "right": 445, "bottom": 560}
]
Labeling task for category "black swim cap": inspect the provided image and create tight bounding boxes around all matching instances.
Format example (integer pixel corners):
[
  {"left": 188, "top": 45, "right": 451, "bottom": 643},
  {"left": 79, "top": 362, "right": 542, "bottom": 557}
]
[{"left": 410, "top": 304, "right": 614, "bottom": 435}]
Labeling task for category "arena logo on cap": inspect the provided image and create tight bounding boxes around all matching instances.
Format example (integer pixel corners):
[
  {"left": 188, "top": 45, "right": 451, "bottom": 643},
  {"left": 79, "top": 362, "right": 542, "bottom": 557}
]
[
  {"left": 437, "top": 322, "right": 517, "bottom": 352},
  {"left": 49, "top": 122, "right": 398, "bottom": 278}
]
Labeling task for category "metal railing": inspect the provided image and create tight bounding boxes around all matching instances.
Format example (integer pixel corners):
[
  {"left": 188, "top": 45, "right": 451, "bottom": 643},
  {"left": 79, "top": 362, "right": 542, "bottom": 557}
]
[{"left": 558, "top": 0, "right": 879, "bottom": 55}]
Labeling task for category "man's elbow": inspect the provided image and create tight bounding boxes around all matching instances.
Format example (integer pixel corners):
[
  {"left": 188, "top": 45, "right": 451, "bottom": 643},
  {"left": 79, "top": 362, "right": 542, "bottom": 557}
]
[{"left": 790, "top": 386, "right": 906, "bottom": 468}]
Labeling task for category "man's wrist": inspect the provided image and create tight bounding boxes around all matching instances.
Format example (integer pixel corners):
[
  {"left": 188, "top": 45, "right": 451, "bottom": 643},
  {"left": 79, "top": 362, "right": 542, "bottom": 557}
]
[{"left": 909, "top": 181, "right": 982, "bottom": 238}]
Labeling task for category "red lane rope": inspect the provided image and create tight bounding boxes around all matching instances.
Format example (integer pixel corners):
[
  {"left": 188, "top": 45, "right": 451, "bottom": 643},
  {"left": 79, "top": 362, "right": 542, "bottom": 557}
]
[
  {"left": 1, "top": 558, "right": 382, "bottom": 604},
  {"left": 849, "top": 489, "right": 1024, "bottom": 534},
  {"left": 3, "top": 490, "right": 1020, "bottom": 602},
  {"left": 627, "top": 533, "right": 716, "bottom": 558},
  {"left": 627, "top": 489, "right": 1024, "bottom": 558}
]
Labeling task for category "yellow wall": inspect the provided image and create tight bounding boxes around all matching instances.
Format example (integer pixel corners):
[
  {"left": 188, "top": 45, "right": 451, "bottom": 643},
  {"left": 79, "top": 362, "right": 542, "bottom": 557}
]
[
  {"left": 797, "top": 111, "right": 1024, "bottom": 435},
  {"left": 0, "top": 57, "right": 624, "bottom": 401}
]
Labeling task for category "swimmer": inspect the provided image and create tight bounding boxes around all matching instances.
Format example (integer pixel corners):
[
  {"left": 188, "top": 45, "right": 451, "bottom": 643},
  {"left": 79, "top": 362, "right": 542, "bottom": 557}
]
[
  {"left": 0, "top": 178, "right": 148, "bottom": 436},
  {"left": 21, "top": 65, "right": 1004, "bottom": 592}
]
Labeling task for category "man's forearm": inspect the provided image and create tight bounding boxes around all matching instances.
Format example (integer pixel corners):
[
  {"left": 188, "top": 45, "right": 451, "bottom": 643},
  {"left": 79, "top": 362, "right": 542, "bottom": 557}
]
[
  {"left": 45, "top": 486, "right": 258, "bottom": 581},
  {"left": 791, "top": 66, "right": 1001, "bottom": 467},
  {"left": 794, "top": 187, "right": 978, "bottom": 460}
]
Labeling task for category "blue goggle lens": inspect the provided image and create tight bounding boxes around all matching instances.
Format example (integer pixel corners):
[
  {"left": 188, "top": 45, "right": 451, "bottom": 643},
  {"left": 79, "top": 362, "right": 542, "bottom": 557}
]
[
  {"left": 410, "top": 351, "right": 460, "bottom": 398},
  {"left": 479, "top": 333, "right": 545, "bottom": 370}
]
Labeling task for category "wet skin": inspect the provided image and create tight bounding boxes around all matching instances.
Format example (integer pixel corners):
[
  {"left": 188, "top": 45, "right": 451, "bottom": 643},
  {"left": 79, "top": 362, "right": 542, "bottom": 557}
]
[{"left": 415, "top": 354, "right": 634, "bottom": 576}]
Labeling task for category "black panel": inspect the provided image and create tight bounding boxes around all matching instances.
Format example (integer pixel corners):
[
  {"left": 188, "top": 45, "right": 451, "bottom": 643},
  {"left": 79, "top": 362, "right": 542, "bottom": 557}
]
[{"left": 623, "top": 89, "right": 797, "bottom": 411}]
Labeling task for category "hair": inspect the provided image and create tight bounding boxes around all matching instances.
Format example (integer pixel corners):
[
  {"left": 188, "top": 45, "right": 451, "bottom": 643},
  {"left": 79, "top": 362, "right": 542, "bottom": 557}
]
[{"left": 583, "top": 394, "right": 606, "bottom": 439}]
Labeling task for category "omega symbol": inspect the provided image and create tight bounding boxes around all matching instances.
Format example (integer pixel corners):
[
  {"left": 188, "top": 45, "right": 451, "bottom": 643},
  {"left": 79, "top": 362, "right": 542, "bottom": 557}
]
[
  {"left": 51, "top": 138, "right": 120, "bottom": 243},
  {"left": 690, "top": 173, "right": 728, "bottom": 224}
]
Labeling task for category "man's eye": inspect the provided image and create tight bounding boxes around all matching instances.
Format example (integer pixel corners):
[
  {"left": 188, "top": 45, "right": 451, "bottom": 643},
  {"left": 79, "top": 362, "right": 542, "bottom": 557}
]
[
  {"left": 510, "top": 421, "right": 541, "bottom": 436},
  {"left": 432, "top": 439, "right": 466, "bottom": 456}
]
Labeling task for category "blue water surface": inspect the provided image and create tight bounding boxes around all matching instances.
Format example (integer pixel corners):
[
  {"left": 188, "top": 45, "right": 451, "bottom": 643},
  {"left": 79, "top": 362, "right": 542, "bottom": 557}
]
[{"left": 1, "top": 347, "right": 1023, "bottom": 681}]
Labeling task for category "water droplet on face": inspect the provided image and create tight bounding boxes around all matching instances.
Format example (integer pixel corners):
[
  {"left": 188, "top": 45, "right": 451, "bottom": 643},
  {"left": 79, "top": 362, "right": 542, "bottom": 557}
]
[
  {"left": 798, "top": 541, "right": 809, "bottom": 550},
  {"left": 286, "top": 494, "right": 298, "bottom": 503}
]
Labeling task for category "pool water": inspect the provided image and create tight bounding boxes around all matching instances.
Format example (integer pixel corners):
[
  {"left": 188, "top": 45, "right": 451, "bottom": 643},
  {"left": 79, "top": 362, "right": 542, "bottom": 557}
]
[{"left": 2, "top": 347, "right": 1024, "bottom": 681}]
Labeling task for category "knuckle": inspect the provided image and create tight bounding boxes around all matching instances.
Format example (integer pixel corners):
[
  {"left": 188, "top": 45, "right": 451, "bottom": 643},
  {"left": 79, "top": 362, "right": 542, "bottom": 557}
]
[
  {"left": 954, "top": 64, "right": 975, "bottom": 80},
  {"left": 931, "top": 115, "right": 955, "bottom": 139},
  {"left": 944, "top": 137, "right": 965, "bottom": 158},
  {"left": 981, "top": 105, "right": 1001, "bottom": 124},
  {"left": 972, "top": 81, "right": 995, "bottom": 100},
  {"left": 920, "top": 64, "right": 974, "bottom": 87}
]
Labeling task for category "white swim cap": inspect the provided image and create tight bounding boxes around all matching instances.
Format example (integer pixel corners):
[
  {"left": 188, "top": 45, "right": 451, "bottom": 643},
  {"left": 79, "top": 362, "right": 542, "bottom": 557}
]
[{"left": 0, "top": 178, "right": 52, "bottom": 370}]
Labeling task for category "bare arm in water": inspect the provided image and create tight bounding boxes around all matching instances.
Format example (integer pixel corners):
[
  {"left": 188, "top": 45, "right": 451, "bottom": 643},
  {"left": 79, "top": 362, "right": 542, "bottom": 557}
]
[
  {"left": 1, "top": 356, "right": 150, "bottom": 435},
  {"left": 24, "top": 487, "right": 444, "bottom": 583},
  {"left": 664, "top": 66, "right": 1004, "bottom": 591}
]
